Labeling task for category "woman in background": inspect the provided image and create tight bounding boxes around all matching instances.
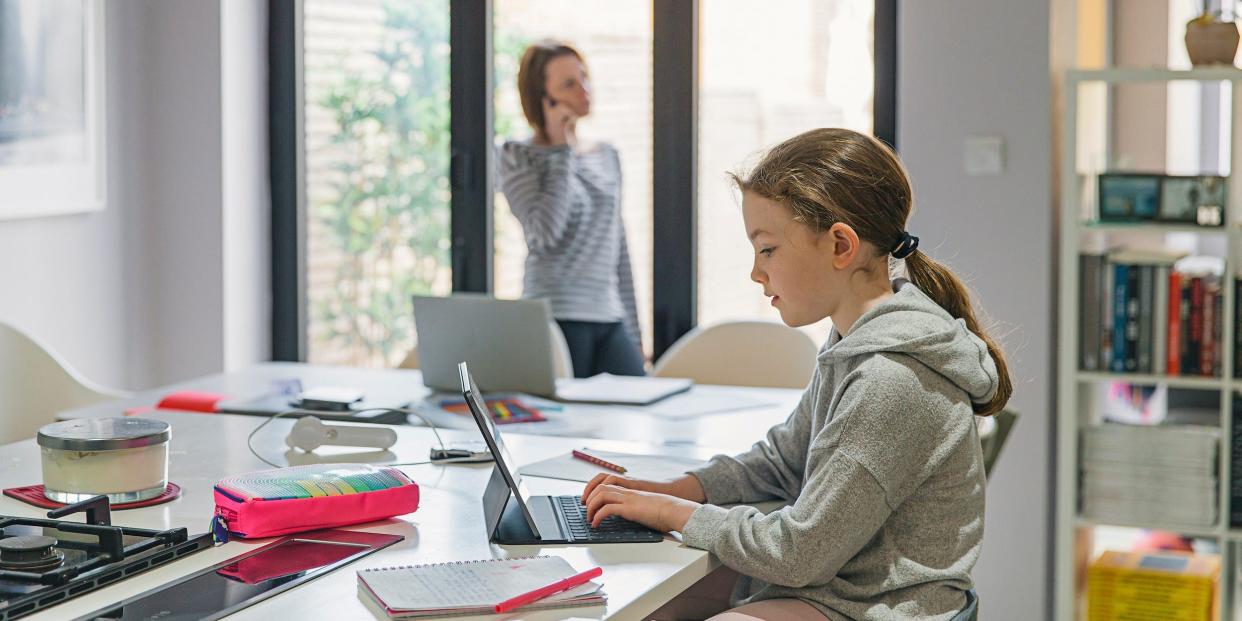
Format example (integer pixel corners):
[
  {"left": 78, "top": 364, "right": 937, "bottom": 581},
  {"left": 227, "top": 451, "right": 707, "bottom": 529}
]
[{"left": 497, "top": 40, "right": 645, "bottom": 378}]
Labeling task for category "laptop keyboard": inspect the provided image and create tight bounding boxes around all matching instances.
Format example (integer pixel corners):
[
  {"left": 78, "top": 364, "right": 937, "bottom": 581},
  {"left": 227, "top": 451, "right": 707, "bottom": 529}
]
[{"left": 556, "top": 496, "right": 664, "bottom": 543}]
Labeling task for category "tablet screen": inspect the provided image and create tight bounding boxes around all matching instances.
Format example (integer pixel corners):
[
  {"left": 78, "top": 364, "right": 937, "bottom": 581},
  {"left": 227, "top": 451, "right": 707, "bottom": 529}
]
[{"left": 458, "top": 362, "right": 540, "bottom": 537}]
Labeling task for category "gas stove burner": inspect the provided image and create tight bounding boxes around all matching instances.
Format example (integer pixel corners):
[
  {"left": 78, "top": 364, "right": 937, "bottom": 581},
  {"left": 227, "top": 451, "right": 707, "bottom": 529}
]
[
  {"left": 0, "top": 497, "right": 213, "bottom": 621},
  {"left": 0, "top": 534, "right": 65, "bottom": 572}
]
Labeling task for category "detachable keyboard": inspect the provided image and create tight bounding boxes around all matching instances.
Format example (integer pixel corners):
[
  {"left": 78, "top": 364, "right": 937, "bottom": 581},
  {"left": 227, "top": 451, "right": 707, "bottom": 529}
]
[{"left": 556, "top": 495, "right": 665, "bottom": 543}]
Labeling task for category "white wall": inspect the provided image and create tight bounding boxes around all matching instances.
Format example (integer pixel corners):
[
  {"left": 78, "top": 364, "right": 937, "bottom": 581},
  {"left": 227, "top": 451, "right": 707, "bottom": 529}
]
[
  {"left": 141, "top": 0, "right": 227, "bottom": 383},
  {"left": 0, "top": 0, "right": 269, "bottom": 391},
  {"left": 221, "top": 0, "right": 272, "bottom": 372},
  {"left": 899, "top": 1, "right": 1054, "bottom": 618}
]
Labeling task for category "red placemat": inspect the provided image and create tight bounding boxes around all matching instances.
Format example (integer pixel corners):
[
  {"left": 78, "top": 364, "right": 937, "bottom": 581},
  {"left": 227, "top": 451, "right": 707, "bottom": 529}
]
[{"left": 3, "top": 483, "right": 182, "bottom": 510}]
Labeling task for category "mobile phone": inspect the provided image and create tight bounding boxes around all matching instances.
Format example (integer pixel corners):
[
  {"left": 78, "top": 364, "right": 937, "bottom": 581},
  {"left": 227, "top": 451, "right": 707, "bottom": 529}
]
[
  {"left": 295, "top": 387, "right": 363, "bottom": 412},
  {"left": 429, "top": 441, "right": 493, "bottom": 463}
]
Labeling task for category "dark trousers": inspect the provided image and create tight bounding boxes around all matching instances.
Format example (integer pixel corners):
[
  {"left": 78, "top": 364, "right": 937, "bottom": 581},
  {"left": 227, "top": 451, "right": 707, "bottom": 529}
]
[{"left": 556, "top": 320, "right": 646, "bottom": 378}]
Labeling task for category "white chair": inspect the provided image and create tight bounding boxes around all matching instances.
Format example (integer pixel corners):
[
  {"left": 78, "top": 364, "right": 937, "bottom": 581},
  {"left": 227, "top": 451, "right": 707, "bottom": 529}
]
[
  {"left": 652, "top": 320, "right": 819, "bottom": 389},
  {"left": 977, "top": 409, "right": 1018, "bottom": 480},
  {"left": 399, "top": 321, "right": 575, "bottom": 379},
  {"left": 0, "top": 321, "right": 131, "bottom": 445}
]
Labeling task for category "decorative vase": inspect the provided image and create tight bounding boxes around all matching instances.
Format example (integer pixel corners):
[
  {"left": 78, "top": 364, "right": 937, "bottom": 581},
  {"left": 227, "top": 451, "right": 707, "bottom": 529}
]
[{"left": 1185, "top": 19, "right": 1241, "bottom": 66}]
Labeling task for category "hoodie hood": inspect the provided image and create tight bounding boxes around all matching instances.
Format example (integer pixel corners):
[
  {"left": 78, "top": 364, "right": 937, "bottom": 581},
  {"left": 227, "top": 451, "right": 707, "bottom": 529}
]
[{"left": 821, "top": 280, "right": 1000, "bottom": 406}]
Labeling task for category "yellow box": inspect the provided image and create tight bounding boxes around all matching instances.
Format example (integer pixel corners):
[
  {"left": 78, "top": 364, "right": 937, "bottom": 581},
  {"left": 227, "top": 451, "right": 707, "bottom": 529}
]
[{"left": 1087, "top": 550, "right": 1220, "bottom": 621}]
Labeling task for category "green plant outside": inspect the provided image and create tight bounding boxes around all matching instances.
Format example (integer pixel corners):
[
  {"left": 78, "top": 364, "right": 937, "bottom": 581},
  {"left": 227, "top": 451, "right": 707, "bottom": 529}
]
[{"left": 312, "top": 0, "right": 527, "bottom": 366}]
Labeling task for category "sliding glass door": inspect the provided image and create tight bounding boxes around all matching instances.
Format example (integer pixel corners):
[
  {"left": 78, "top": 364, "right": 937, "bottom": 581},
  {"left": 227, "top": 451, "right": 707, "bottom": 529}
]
[
  {"left": 272, "top": 0, "right": 892, "bottom": 364},
  {"left": 302, "top": 0, "right": 451, "bottom": 367},
  {"left": 697, "top": 0, "right": 876, "bottom": 345}
]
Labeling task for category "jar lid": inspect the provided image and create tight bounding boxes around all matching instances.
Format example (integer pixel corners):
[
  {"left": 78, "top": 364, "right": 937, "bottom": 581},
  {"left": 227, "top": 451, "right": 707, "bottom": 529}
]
[{"left": 37, "top": 418, "right": 171, "bottom": 451}]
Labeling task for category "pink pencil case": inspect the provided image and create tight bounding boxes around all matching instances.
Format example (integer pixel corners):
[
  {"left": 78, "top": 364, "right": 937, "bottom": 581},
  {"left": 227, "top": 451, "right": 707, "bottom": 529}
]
[{"left": 212, "top": 463, "right": 419, "bottom": 540}]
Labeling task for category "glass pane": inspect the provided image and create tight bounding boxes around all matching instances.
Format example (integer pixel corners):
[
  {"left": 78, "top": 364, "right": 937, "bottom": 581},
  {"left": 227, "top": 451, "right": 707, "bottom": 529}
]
[
  {"left": 492, "top": 0, "right": 654, "bottom": 358},
  {"left": 303, "top": 0, "right": 451, "bottom": 367},
  {"left": 697, "top": 0, "right": 874, "bottom": 345}
]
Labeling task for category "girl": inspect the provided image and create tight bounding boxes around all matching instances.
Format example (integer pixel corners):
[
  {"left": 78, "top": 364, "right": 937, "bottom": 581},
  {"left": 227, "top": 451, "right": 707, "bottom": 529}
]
[
  {"left": 497, "top": 40, "right": 645, "bottom": 378},
  {"left": 583, "top": 128, "right": 1011, "bottom": 620}
]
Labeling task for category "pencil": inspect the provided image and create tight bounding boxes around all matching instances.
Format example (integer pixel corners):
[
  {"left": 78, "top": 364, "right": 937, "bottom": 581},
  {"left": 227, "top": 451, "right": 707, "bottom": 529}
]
[
  {"left": 493, "top": 566, "right": 603, "bottom": 613},
  {"left": 572, "top": 449, "right": 627, "bottom": 474}
]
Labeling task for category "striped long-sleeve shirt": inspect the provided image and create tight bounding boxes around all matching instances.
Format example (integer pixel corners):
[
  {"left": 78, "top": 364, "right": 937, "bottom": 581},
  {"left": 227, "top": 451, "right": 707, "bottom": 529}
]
[{"left": 497, "top": 140, "right": 641, "bottom": 349}]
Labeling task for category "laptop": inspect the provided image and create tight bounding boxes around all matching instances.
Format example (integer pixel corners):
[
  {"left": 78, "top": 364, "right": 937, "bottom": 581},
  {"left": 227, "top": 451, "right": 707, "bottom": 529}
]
[
  {"left": 459, "top": 362, "right": 665, "bottom": 545},
  {"left": 414, "top": 295, "right": 692, "bottom": 404},
  {"left": 415, "top": 295, "right": 560, "bottom": 396}
]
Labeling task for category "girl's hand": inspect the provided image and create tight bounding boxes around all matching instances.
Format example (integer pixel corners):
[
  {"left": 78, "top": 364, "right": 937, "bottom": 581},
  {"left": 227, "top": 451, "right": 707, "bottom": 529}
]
[
  {"left": 583, "top": 484, "right": 701, "bottom": 533},
  {"left": 542, "top": 96, "right": 577, "bottom": 146},
  {"left": 581, "top": 473, "right": 707, "bottom": 504}
]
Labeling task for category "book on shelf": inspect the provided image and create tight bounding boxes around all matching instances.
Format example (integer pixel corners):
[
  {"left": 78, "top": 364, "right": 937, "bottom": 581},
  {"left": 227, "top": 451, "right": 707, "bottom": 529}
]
[
  {"left": 1229, "top": 400, "right": 1242, "bottom": 527},
  {"left": 1081, "top": 252, "right": 1105, "bottom": 371},
  {"left": 1236, "top": 282, "right": 1242, "bottom": 378},
  {"left": 1087, "top": 550, "right": 1220, "bottom": 621},
  {"left": 1079, "top": 250, "right": 1224, "bottom": 377}
]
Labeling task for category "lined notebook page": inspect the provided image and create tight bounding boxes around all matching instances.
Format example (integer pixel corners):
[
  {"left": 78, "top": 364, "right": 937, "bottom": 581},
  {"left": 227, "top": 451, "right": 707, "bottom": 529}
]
[{"left": 357, "top": 556, "right": 602, "bottom": 613}]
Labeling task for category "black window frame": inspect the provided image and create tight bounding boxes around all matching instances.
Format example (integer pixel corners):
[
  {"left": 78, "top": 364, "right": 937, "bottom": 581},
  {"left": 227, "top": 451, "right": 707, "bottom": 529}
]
[{"left": 269, "top": 0, "right": 897, "bottom": 361}]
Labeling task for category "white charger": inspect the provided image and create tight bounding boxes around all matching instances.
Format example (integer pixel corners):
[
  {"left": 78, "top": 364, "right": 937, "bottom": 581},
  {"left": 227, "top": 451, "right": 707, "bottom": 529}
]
[{"left": 285, "top": 416, "right": 398, "bottom": 452}]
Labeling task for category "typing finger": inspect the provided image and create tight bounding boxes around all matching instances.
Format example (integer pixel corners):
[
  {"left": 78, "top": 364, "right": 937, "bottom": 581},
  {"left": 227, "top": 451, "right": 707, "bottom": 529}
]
[
  {"left": 585, "top": 485, "right": 624, "bottom": 522},
  {"left": 590, "top": 501, "right": 625, "bottom": 529},
  {"left": 584, "top": 486, "right": 616, "bottom": 521},
  {"left": 582, "top": 473, "right": 610, "bottom": 501},
  {"left": 583, "top": 473, "right": 622, "bottom": 501}
]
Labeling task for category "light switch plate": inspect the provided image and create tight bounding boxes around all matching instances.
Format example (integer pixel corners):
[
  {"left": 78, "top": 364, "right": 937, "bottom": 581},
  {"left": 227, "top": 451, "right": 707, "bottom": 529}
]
[{"left": 964, "top": 135, "right": 1005, "bottom": 176}]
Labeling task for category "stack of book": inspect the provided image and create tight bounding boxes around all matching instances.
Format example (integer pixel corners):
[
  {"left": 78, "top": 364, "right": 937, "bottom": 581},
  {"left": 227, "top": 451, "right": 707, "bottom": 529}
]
[
  {"left": 1236, "top": 279, "right": 1242, "bottom": 379},
  {"left": 1087, "top": 550, "right": 1219, "bottom": 621},
  {"left": 1079, "top": 250, "right": 1224, "bottom": 376},
  {"left": 1080, "top": 423, "right": 1219, "bottom": 529}
]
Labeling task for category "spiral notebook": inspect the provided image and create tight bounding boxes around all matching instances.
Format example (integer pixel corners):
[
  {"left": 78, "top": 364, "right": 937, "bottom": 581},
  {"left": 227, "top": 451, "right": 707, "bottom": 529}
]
[{"left": 356, "top": 555, "right": 606, "bottom": 618}]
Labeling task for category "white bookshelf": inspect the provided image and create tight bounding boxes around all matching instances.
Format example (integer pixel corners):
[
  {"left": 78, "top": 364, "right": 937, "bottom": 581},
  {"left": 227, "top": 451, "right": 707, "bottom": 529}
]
[{"left": 1056, "top": 68, "right": 1242, "bottom": 620}]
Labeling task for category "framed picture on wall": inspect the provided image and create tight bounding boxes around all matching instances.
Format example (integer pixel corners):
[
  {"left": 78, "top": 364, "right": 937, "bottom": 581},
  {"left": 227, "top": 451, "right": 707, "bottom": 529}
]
[
  {"left": 0, "top": 0, "right": 105, "bottom": 220},
  {"left": 1098, "top": 173, "right": 1161, "bottom": 222},
  {"left": 1160, "top": 175, "right": 1226, "bottom": 226},
  {"left": 1159, "top": 176, "right": 1200, "bottom": 223}
]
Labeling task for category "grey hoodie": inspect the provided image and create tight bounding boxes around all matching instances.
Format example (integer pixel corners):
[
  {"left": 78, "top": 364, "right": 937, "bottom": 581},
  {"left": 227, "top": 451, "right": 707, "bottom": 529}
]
[{"left": 682, "top": 280, "right": 999, "bottom": 620}]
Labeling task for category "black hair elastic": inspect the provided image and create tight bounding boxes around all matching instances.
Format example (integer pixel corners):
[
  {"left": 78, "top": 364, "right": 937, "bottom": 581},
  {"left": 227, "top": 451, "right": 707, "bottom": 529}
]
[{"left": 890, "top": 231, "right": 919, "bottom": 259}]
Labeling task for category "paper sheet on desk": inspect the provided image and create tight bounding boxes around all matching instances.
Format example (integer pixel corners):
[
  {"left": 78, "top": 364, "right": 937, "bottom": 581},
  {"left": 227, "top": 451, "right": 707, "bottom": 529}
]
[
  {"left": 627, "top": 390, "right": 779, "bottom": 420},
  {"left": 518, "top": 450, "right": 709, "bottom": 483},
  {"left": 555, "top": 374, "right": 692, "bottom": 405}
]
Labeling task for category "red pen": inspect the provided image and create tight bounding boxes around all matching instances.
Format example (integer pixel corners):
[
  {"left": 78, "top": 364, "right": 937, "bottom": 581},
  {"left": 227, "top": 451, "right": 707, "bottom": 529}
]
[
  {"left": 572, "top": 449, "right": 627, "bottom": 474},
  {"left": 493, "top": 566, "right": 603, "bottom": 613}
]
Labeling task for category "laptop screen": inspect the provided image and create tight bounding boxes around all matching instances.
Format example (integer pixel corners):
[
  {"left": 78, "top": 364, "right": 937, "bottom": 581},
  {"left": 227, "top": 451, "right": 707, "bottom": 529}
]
[
  {"left": 414, "top": 295, "right": 558, "bottom": 397},
  {"left": 458, "top": 362, "right": 541, "bottom": 537}
]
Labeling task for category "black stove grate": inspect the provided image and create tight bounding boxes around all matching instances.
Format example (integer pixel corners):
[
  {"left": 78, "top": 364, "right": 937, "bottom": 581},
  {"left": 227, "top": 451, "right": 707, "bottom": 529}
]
[{"left": 0, "top": 495, "right": 212, "bottom": 621}]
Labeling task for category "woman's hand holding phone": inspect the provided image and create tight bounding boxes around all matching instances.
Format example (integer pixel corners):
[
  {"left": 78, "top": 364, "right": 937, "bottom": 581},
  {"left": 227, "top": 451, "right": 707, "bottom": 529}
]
[{"left": 542, "top": 95, "right": 578, "bottom": 146}]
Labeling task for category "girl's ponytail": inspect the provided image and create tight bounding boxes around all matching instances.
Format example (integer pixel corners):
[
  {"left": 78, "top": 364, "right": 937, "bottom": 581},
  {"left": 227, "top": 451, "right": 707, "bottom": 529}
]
[{"left": 903, "top": 251, "right": 1013, "bottom": 416}]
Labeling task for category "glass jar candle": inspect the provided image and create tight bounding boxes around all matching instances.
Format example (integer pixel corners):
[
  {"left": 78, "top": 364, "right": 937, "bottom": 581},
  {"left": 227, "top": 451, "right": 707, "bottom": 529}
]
[{"left": 37, "top": 418, "right": 171, "bottom": 504}]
